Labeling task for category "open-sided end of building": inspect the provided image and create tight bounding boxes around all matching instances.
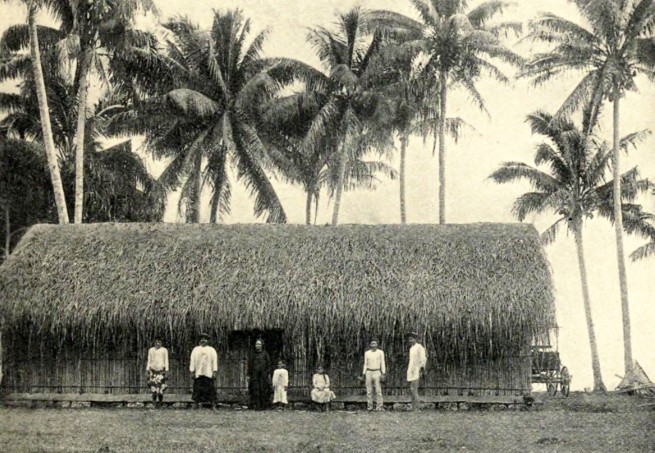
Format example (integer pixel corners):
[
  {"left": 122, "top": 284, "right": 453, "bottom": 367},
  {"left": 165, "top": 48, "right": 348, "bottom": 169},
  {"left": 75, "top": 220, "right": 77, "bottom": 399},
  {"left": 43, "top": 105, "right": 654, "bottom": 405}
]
[{"left": 0, "top": 223, "right": 555, "bottom": 399}]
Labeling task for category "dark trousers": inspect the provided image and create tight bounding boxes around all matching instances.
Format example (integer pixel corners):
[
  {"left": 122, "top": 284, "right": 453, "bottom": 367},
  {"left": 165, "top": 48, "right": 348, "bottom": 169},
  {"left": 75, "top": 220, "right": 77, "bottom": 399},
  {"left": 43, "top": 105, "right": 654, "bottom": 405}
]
[{"left": 192, "top": 376, "right": 216, "bottom": 404}]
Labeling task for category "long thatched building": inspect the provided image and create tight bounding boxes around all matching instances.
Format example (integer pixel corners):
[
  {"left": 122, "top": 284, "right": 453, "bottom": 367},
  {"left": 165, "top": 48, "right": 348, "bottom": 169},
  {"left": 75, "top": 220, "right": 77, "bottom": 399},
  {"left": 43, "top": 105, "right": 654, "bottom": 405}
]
[{"left": 0, "top": 223, "right": 554, "bottom": 397}]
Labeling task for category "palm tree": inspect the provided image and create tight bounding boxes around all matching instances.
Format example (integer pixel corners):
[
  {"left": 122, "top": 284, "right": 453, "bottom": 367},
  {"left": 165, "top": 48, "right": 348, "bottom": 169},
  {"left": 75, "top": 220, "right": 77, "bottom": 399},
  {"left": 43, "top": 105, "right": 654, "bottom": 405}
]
[
  {"left": 2, "top": 0, "right": 157, "bottom": 223},
  {"left": 367, "top": 0, "right": 523, "bottom": 224},
  {"left": 521, "top": 0, "right": 655, "bottom": 375},
  {"left": 113, "top": 10, "right": 316, "bottom": 223},
  {"left": 489, "top": 110, "right": 651, "bottom": 392},
  {"left": 261, "top": 90, "right": 396, "bottom": 225},
  {"left": 259, "top": 92, "right": 333, "bottom": 224},
  {"left": 0, "top": 44, "right": 163, "bottom": 223},
  {"left": 0, "top": 0, "right": 70, "bottom": 223},
  {"left": 67, "top": 0, "right": 157, "bottom": 223},
  {"left": 305, "top": 7, "right": 397, "bottom": 225},
  {"left": 378, "top": 45, "right": 466, "bottom": 223}
]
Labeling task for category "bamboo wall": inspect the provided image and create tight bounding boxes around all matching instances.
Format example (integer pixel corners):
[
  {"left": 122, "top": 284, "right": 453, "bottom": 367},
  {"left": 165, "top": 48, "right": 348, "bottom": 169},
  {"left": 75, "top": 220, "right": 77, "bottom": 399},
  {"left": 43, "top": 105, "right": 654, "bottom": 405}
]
[
  {"left": 1, "top": 352, "right": 531, "bottom": 397},
  {"left": 0, "top": 328, "right": 532, "bottom": 397}
]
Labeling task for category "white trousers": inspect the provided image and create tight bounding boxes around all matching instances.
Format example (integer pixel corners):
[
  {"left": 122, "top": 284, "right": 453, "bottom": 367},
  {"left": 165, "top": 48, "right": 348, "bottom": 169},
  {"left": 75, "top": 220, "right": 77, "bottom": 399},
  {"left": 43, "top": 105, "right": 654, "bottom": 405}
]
[{"left": 365, "top": 370, "right": 383, "bottom": 410}]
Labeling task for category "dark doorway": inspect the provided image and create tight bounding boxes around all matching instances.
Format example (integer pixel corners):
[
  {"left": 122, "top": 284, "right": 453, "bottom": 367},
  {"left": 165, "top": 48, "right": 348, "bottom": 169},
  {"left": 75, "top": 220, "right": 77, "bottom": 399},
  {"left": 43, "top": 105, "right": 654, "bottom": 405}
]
[
  {"left": 221, "top": 329, "right": 285, "bottom": 395},
  {"left": 227, "top": 329, "right": 285, "bottom": 364}
]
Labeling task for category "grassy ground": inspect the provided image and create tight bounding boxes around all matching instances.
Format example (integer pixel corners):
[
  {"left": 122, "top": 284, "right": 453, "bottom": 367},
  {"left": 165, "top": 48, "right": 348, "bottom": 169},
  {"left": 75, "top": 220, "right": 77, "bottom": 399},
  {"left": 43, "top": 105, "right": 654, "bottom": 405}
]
[{"left": 1, "top": 394, "right": 653, "bottom": 453}]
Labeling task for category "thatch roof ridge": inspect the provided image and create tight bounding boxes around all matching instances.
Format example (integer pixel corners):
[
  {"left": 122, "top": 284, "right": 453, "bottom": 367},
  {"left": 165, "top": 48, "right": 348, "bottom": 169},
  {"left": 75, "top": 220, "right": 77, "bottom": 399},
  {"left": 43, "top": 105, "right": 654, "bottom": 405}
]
[{"left": 0, "top": 222, "right": 555, "bottom": 359}]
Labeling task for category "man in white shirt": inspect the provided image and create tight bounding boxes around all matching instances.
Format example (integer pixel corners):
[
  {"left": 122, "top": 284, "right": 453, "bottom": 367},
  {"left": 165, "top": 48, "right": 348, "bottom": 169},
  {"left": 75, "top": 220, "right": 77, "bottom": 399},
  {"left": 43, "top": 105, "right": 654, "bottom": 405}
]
[
  {"left": 407, "top": 332, "right": 427, "bottom": 411},
  {"left": 146, "top": 339, "right": 169, "bottom": 407},
  {"left": 361, "top": 339, "right": 386, "bottom": 411},
  {"left": 189, "top": 333, "right": 218, "bottom": 410}
]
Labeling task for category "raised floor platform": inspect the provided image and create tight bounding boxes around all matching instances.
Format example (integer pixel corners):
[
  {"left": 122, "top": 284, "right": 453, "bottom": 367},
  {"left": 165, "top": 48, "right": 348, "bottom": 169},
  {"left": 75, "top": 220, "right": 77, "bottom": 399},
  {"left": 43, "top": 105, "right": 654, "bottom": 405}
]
[{"left": 1, "top": 393, "right": 537, "bottom": 410}]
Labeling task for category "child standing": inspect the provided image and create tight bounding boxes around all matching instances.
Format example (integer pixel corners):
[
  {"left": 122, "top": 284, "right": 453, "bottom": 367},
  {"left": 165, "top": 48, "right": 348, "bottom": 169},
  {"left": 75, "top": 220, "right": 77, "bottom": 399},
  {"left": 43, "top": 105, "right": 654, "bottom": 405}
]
[
  {"left": 311, "top": 366, "right": 336, "bottom": 411},
  {"left": 272, "top": 360, "right": 289, "bottom": 410}
]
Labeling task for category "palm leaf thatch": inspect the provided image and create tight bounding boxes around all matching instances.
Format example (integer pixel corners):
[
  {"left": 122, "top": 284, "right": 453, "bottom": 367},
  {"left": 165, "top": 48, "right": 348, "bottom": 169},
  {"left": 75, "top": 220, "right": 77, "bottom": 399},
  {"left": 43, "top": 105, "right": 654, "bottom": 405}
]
[{"left": 0, "top": 223, "right": 554, "bottom": 362}]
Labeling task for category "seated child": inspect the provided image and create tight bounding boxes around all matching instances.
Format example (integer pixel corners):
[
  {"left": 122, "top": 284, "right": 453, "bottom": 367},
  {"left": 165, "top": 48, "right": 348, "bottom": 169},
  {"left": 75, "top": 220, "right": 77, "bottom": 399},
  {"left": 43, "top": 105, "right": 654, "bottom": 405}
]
[
  {"left": 272, "top": 360, "right": 289, "bottom": 410},
  {"left": 311, "top": 365, "right": 336, "bottom": 411}
]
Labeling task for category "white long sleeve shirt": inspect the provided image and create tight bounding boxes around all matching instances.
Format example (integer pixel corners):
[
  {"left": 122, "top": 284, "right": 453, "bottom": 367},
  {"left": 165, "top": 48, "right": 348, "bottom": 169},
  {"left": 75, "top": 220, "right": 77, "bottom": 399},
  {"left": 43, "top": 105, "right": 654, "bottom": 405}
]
[
  {"left": 313, "top": 373, "right": 330, "bottom": 390},
  {"left": 272, "top": 368, "right": 288, "bottom": 388},
  {"left": 407, "top": 343, "right": 427, "bottom": 382},
  {"left": 189, "top": 345, "right": 218, "bottom": 378},
  {"left": 362, "top": 349, "right": 386, "bottom": 375},
  {"left": 146, "top": 347, "right": 169, "bottom": 372}
]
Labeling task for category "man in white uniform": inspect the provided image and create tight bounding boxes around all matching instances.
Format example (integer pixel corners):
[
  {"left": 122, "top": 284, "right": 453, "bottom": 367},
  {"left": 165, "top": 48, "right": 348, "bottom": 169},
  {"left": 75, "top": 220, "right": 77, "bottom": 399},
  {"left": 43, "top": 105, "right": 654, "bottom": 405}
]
[
  {"left": 407, "top": 332, "right": 427, "bottom": 411},
  {"left": 189, "top": 333, "right": 218, "bottom": 410},
  {"left": 361, "top": 339, "right": 386, "bottom": 411}
]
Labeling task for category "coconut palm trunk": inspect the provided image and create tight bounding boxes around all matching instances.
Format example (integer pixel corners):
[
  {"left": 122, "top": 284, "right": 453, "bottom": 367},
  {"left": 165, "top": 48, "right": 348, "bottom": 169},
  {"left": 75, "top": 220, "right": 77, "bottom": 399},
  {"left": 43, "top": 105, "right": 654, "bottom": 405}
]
[
  {"left": 399, "top": 134, "right": 408, "bottom": 224},
  {"left": 331, "top": 147, "right": 347, "bottom": 226},
  {"left": 573, "top": 217, "right": 607, "bottom": 392},
  {"left": 612, "top": 84, "right": 632, "bottom": 375},
  {"left": 305, "top": 190, "right": 313, "bottom": 225},
  {"left": 4, "top": 204, "right": 9, "bottom": 260},
  {"left": 191, "top": 157, "right": 202, "bottom": 223},
  {"left": 73, "top": 48, "right": 93, "bottom": 224},
  {"left": 27, "top": 2, "right": 69, "bottom": 224},
  {"left": 438, "top": 71, "right": 448, "bottom": 225},
  {"left": 210, "top": 194, "right": 220, "bottom": 224}
]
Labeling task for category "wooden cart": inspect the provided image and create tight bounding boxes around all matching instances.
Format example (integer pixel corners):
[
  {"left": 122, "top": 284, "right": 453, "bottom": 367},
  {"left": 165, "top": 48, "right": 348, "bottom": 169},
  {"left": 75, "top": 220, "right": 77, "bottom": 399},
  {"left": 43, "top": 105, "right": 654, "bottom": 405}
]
[{"left": 531, "top": 327, "right": 571, "bottom": 397}]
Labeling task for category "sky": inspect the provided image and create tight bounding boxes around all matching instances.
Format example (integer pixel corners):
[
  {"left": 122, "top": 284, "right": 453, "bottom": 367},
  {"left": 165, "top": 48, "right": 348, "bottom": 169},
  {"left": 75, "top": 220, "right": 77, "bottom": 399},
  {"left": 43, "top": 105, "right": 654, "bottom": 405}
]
[{"left": 1, "top": 0, "right": 654, "bottom": 392}]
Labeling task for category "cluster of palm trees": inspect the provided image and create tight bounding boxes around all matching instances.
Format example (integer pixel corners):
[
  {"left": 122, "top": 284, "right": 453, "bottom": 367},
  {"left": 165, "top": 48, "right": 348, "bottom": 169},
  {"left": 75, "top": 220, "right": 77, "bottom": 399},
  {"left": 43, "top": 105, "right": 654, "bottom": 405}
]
[
  {"left": 1, "top": 0, "right": 163, "bottom": 235},
  {"left": 491, "top": 0, "right": 655, "bottom": 392},
  {"left": 1, "top": 1, "right": 654, "bottom": 391}
]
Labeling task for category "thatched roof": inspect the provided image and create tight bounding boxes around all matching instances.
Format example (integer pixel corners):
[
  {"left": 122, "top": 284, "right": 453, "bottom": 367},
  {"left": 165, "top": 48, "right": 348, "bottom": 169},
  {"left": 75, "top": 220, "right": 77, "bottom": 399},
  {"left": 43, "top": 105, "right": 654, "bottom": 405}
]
[{"left": 0, "top": 223, "right": 554, "bottom": 360}]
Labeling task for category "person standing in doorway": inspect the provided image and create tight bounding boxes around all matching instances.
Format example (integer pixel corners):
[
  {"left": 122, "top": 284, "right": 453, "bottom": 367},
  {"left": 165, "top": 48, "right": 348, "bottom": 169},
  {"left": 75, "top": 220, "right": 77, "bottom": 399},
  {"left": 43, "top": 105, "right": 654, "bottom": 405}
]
[
  {"left": 189, "top": 333, "right": 218, "bottom": 410},
  {"left": 361, "top": 338, "right": 386, "bottom": 411},
  {"left": 146, "top": 339, "right": 169, "bottom": 408},
  {"left": 406, "top": 332, "right": 427, "bottom": 411},
  {"left": 248, "top": 339, "right": 273, "bottom": 410}
]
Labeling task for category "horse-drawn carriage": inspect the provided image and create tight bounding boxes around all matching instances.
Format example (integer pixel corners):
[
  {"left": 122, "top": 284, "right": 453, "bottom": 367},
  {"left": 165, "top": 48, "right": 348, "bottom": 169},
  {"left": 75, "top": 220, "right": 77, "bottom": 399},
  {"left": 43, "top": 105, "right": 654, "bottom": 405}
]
[{"left": 531, "top": 326, "right": 571, "bottom": 397}]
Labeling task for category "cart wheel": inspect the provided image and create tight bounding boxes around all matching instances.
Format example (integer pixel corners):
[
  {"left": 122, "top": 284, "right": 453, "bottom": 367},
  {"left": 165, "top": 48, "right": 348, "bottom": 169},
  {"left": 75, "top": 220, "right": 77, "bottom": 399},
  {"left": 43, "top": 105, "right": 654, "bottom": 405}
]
[
  {"left": 561, "top": 384, "right": 570, "bottom": 397},
  {"left": 547, "top": 383, "right": 557, "bottom": 396}
]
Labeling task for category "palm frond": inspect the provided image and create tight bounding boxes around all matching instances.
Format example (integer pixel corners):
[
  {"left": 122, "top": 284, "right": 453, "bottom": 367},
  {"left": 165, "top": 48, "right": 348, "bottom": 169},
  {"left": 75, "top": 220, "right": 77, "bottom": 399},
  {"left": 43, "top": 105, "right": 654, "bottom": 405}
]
[
  {"left": 257, "top": 57, "right": 329, "bottom": 92},
  {"left": 458, "top": 77, "right": 489, "bottom": 116},
  {"left": 528, "top": 13, "right": 596, "bottom": 44},
  {"left": 205, "top": 145, "right": 231, "bottom": 223},
  {"left": 487, "top": 21, "right": 522, "bottom": 38},
  {"left": 0, "top": 24, "right": 64, "bottom": 54},
  {"left": 411, "top": 0, "right": 438, "bottom": 26},
  {"left": 510, "top": 191, "right": 552, "bottom": 221},
  {"left": 467, "top": 1, "right": 512, "bottom": 29},
  {"left": 619, "top": 129, "right": 652, "bottom": 153},
  {"left": 554, "top": 70, "right": 602, "bottom": 120},
  {"left": 541, "top": 218, "right": 566, "bottom": 245},
  {"left": 364, "top": 10, "right": 424, "bottom": 39},
  {"left": 630, "top": 241, "right": 655, "bottom": 261},
  {"left": 633, "top": 37, "right": 655, "bottom": 75},
  {"left": 622, "top": 0, "right": 655, "bottom": 43},
  {"left": 0, "top": 93, "right": 25, "bottom": 114},
  {"left": 232, "top": 123, "right": 287, "bottom": 223},
  {"left": 165, "top": 88, "right": 221, "bottom": 118},
  {"left": 489, "top": 162, "right": 560, "bottom": 192},
  {"left": 0, "top": 55, "right": 31, "bottom": 82},
  {"left": 534, "top": 143, "right": 571, "bottom": 181}
]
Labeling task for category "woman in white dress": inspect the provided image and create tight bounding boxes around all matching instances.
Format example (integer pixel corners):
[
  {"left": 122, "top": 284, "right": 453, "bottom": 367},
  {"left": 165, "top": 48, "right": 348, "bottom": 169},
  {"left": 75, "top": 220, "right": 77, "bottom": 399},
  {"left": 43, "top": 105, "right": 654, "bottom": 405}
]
[{"left": 311, "top": 366, "right": 336, "bottom": 411}]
